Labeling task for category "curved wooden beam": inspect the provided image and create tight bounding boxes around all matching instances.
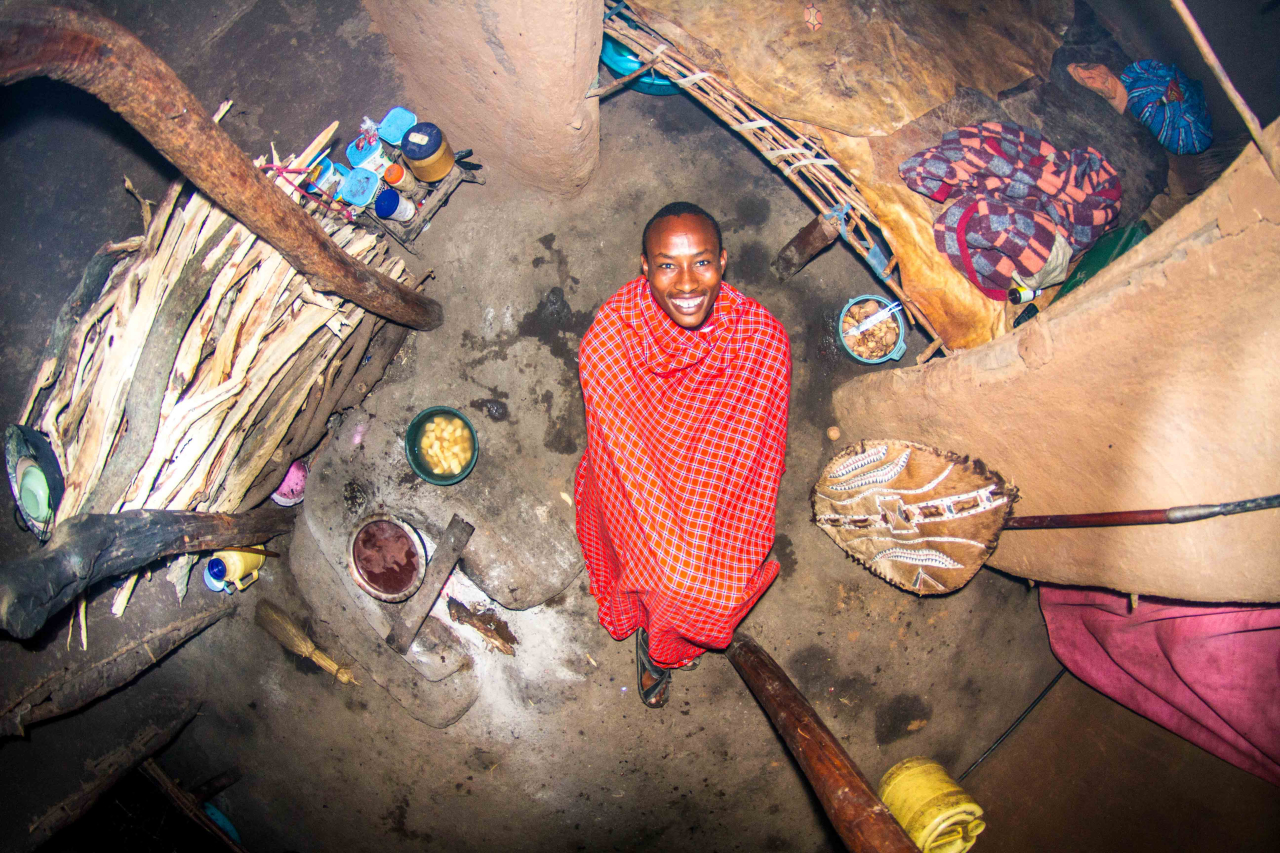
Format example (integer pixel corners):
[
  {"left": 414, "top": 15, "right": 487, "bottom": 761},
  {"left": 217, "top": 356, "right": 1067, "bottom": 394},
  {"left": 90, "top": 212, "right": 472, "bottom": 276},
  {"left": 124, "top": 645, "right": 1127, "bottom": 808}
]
[{"left": 0, "top": 5, "right": 442, "bottom": 330}]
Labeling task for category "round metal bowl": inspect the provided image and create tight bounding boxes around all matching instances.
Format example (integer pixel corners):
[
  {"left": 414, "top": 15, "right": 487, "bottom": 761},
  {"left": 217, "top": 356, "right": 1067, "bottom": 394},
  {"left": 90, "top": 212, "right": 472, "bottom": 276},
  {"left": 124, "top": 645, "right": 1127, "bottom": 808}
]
[
  {"left": 346, "top": 513, "right": 428, "bottom": 602},
  {"left": 404, "top": 406, "right": 478, "bottom": 486}
]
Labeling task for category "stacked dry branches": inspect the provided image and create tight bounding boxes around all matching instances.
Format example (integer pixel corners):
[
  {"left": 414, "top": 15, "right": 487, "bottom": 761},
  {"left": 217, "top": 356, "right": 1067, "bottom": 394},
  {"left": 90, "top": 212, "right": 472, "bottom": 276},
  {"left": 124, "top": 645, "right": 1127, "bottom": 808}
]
[
  {"left": 602, "top": 2, "right": 944, "bottom": 345},
  {"left": 20, "top": 122, "right": 416, "bottom": 611}
]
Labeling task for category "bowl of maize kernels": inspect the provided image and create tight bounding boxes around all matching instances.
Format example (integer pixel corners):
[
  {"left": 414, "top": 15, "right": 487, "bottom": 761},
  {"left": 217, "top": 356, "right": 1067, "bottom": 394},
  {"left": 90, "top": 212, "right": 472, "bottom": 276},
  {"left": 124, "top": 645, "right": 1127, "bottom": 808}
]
[{"left": 404, "top": 406, "right": 478, "bottom": 486}]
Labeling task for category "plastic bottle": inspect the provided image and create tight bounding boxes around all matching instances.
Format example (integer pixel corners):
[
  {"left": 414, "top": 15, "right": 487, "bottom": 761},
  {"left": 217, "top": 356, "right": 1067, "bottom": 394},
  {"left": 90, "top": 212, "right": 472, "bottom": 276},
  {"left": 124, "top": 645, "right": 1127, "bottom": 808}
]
[{"left": 206, "top": 550, "right": 265, "bottom": 592}]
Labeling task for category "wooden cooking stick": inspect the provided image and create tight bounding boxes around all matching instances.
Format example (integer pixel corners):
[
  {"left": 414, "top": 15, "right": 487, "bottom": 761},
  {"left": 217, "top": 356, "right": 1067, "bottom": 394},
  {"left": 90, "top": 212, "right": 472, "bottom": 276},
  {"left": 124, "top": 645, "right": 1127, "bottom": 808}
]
[
  {"left": 385, "top": 515, "right": 474, "bottom": 655},
  {"left": 727, "top": 634, "right": 917, "bottom": 853}
]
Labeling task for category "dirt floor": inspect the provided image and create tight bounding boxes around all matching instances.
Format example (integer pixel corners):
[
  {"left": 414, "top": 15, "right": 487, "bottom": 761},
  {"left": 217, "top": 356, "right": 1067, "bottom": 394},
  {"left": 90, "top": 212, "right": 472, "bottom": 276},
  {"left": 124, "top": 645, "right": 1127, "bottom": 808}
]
[{"left": 0, "top": 2, "right": 1276, "bottom": 851}]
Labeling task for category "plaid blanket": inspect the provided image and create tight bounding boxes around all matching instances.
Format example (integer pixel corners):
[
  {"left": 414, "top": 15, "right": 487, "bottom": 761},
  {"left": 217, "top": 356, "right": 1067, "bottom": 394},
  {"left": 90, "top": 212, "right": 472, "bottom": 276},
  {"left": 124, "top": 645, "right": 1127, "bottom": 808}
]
[
  {"left": 899, "top": 122, "right": 1122, "bottom": 299},
  {"left": 574, "top": 277, "right": 790, "bottom": 668}
]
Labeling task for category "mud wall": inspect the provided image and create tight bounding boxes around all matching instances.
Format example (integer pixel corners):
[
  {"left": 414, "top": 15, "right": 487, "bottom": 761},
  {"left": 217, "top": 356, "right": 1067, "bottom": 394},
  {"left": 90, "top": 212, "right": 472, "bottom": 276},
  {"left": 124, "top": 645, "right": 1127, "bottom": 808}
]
[
  {"left": 831, "top": 123, "right": 1280, "bottom": 602},
  {"left": 362, "top": 0, "right": 602, "bottom": 194}
]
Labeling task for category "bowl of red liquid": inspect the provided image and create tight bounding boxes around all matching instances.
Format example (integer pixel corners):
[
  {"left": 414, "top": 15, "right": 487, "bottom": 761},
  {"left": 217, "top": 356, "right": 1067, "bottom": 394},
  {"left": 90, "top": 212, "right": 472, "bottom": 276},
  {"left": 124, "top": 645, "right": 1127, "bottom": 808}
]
[{"left": 346, "top": 513, "right": 428, "bottom": 602}]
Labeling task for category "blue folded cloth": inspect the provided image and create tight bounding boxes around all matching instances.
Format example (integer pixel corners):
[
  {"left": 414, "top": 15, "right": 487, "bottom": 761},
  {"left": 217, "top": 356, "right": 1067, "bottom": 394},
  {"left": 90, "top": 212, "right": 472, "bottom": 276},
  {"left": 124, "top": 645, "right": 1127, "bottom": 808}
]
[{"left": 1121, "top": 59, "right": 1213, "bottom": 155}]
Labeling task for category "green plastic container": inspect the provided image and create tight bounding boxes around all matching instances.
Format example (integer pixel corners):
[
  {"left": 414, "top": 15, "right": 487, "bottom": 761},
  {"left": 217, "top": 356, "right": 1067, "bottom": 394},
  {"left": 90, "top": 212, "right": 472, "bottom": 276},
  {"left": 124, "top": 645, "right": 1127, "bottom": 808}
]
[
  {"left": 1052, "top": 222, "right": 1149, "bottom": 304},
  {"left": 405, "top": 406, "right": 478, "bottom": 486}
]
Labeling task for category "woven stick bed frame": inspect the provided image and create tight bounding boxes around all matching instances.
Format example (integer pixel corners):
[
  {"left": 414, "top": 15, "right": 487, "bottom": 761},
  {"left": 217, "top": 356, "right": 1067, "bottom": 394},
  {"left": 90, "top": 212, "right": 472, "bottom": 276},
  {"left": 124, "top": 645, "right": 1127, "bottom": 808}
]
[{"left": 601, "top": 2, "right": 945, "bottom": 348}]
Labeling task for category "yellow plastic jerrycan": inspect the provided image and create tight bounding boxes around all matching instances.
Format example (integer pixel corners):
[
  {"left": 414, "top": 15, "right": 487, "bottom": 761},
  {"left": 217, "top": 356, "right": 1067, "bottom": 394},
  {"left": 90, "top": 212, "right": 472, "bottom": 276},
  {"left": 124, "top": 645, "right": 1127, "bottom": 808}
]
[
  {"left": 207, "top": 550, "right": 265, "bottom": 592},
  {"left": 878, "top": 757, "right": 986, "bottom": 853}
]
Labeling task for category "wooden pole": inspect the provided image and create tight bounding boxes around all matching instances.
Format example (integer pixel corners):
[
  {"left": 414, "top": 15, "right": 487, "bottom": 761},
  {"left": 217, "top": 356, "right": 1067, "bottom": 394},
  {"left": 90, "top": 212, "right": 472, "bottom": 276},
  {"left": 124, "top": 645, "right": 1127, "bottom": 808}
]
[
  {"left": 1004, "top": 492, "right": 1280, "bottom": 529},
  {"left": 1168, "top": 0, "right": 1280, "bottom": 182},
  {"left": 0, "top": 5, "right": 443, "bottom": 330},
  {"left": 24, "top": 703, "right": 198, "bottom": 852},
  {"left": 0, "top": 507, "right": 294, "bottom": 639},
  {"left": 1, "top": 603, "right": 233, "bottom": 738},
  {"left": 726, "top": 634, "right": 918, "bottom": 853}
]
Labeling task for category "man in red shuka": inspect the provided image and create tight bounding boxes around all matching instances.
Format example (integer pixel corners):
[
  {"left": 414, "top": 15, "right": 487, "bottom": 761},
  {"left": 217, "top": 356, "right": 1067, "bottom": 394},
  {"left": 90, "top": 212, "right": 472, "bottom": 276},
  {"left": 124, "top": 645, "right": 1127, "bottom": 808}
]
[{"left": 574, "top": 202, "right": 791, "bottom": 708}]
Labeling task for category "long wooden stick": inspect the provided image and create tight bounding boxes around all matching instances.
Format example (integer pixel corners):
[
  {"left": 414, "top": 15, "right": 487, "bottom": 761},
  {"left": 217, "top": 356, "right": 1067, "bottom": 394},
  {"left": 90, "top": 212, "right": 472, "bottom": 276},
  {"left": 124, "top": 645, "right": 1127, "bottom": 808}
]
[
  {"left": 727, "top": 635, "right": 917, "bottom": 853},
  {"left": 0, "top": 5, "right": 442, "bottom": 329},
  {"left": 1004, "top": 492, "right": 1280, "bottom": 529},
  {"left": 1168, "top": 0, "right": 1280, "bottom": 181},
  {"left": 24, "top": 704, "right": 198, "bottom": 852},
  {"left": 1, "top": 604, "right": 233, "bottom": 738},
  {"left": 586, "top": 52, "right": 665, "bottom": 98}
]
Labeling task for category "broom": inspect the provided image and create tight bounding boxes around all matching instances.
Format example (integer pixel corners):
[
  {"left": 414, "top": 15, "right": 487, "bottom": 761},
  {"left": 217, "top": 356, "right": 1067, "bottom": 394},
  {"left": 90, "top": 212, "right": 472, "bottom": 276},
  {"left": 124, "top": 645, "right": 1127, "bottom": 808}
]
[{"left": 254, "top": 599, "right": 359, "bottom": 685}]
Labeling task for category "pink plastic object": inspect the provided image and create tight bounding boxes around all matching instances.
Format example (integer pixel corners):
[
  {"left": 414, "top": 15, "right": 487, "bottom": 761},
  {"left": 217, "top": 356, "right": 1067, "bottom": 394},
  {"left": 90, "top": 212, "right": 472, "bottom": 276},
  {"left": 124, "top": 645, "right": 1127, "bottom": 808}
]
[{"left": 270, "top": 460, "right": 309, "bottom": 507}]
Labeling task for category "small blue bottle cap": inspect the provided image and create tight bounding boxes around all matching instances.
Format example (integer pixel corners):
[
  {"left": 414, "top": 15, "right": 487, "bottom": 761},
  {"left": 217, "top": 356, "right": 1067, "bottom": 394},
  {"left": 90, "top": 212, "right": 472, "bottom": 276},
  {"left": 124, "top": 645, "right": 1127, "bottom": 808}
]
[
  {"left": 207, "top": 558, "right": 227, "bottom": 581},
  {"left": 374, "top": 188, "right": 402, "bottom": 218},
  {"left": 203, "top": 564, "right": 229, "bottom": 593}
]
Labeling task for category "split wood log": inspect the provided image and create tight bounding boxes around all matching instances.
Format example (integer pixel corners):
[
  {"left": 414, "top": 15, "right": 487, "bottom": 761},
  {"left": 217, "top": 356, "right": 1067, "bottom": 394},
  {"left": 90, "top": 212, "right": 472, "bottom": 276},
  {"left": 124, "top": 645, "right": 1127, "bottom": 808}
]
[
  {"left": 237, "top": 270, "right": 417, "bottom": 510},
  {"left": 726, "top": 634, "right": 917, "bottom": 853},
  {"left": 0, "top": 5, "right": 442, "bottom": 330},
  {"left": 772, "top": 212, "right": 842, "bottom": 281},
  {"left": 0, "top": 603, "right": 233, "bottom": 738},
  {"left": 139, "top": 759, "right": 251, "bottom": 852},
  {"left": 335, "top": 315, "right": 413, "bottom": 410},
  {"left": 84, "top": 219, "right": 237, "bottom": 513},
  {"left": 445, "top": 597, "right": 517, "bottom": 656},
  {"left": 20, "top": 243, "right": 133, "bottom": 425},
  {"left": 236, "top": 299, "right": 377, "bottom": 491},
  {"left": 0, "top": 508, "right": 292, "bottom": 639},
  {"left": 23, "top": 701, "right": 197, "bottom": 852}
]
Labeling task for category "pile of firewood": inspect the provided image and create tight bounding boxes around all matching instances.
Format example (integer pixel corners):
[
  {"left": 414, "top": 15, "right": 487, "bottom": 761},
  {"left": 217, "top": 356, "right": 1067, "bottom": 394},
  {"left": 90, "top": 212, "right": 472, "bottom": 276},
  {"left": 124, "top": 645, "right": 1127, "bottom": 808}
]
[{"left": 19, "top": 124, "right": 417, "bottom": 609}]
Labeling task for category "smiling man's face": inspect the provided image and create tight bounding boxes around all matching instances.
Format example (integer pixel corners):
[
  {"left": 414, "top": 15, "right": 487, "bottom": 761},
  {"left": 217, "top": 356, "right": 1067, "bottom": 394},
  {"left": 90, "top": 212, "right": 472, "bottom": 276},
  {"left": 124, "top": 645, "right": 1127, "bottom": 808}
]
[{"left": 641, "top": 213, "right": 728, "bottom": 330}]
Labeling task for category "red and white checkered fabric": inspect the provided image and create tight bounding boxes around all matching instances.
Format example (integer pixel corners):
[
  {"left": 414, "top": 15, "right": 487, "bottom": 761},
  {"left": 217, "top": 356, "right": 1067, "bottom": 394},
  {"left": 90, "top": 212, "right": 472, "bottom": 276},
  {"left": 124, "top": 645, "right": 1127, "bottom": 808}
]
[{"left": 574, "top": 277, "right": 790, "bottom": 668}]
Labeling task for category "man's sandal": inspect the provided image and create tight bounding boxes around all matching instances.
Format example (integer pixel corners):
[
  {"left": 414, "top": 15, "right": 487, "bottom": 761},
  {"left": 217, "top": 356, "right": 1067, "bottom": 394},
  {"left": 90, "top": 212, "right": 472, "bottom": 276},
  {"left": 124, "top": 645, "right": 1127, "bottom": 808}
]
[{"left": 635, "top": 629, "right": 671, "bottom": 709}]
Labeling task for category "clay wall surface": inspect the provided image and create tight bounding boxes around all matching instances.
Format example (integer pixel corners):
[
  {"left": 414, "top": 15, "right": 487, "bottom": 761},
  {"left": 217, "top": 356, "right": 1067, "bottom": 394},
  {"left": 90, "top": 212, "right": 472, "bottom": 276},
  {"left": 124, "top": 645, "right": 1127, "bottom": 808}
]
[
  {"left": 832, "top": 124, "right": 1280, "bottom": 602},
  {"left": 362, "top": 0, "right": 602, "bottom": 194}
]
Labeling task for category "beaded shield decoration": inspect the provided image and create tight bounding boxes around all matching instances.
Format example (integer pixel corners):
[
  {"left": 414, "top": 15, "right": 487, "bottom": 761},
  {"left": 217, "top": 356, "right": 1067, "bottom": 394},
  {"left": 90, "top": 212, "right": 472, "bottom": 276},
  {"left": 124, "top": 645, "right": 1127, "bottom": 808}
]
[{"left": 813, "top": 439, "right": 1016, "bottom": 594}]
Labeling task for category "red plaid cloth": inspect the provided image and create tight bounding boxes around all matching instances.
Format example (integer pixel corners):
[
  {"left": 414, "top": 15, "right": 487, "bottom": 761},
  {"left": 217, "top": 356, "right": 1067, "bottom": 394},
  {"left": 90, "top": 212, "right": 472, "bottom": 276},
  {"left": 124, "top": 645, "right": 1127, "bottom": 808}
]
[{"left": 574, "top": 277, "right": 790, "bottom": 668}]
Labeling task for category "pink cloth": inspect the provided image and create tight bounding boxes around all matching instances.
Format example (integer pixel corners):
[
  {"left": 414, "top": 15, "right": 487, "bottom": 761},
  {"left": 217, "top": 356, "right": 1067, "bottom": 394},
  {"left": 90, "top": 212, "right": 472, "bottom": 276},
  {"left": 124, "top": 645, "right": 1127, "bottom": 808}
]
[{"left": 1040, "top": 585, "right": 1280, "bottom": 786}]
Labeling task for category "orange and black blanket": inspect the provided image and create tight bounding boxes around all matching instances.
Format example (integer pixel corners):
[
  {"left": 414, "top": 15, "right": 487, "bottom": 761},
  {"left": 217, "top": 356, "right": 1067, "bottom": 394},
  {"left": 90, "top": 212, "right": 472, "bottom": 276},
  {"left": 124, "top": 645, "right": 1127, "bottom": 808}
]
[{"left": 899, "top": 122, "right": 1121, "bottom": 300}]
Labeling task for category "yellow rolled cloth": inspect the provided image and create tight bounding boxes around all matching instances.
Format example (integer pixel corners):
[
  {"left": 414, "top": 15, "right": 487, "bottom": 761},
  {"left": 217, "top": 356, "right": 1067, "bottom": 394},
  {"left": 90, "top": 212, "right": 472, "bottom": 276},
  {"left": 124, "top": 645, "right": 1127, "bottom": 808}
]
[{"left": 878, "top": 757, "right": 986, "bottom": 853}]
